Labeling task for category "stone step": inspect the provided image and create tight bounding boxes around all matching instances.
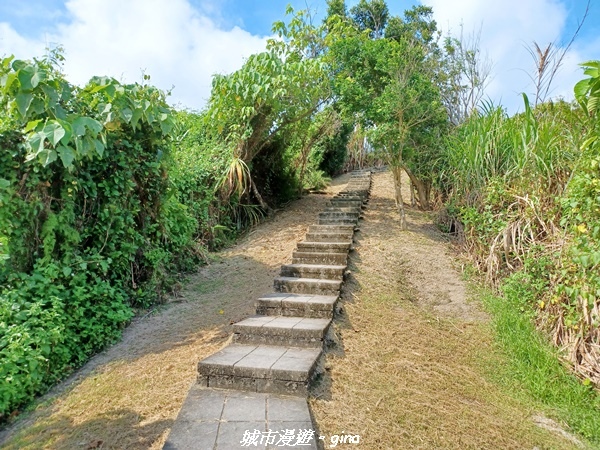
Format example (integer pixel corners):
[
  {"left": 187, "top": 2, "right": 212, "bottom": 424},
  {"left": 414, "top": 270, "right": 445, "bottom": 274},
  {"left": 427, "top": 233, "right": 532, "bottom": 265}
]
[
  {"left": 317, "top": 213, "right": 360, "bottom": 223},
  {"left": 334, "top": 194, "right": 368, "bottom": 202},
  {"left": 255, "top": 293, "right": 338, "bottom": 319},
  {"left": 296, "top": 241, "right": 352, "bottom": 253},
  {"left": 328, "top": 199, "right": 364, "bottom": 208},
  {"left": 198, "top": 344, "right": 321, "bottom": 396},
  {"left": 274, "top": 276, "right": 342, "bottom": 295},
  {"left": 340, "top": 190, "right": 370, "bottom": 197},
  {"left": 318, "top": 217, "right": 359, "bottom": 225},
  {"left": 319, "top": 210, "right": 360, "bottom": 218},
  {"left": 292, "top": 251, "right": 348, "bottom": 265},
  {"left": 232, "top": 316, "right": 331, "bottom": 348},
  {"left": 304, "top": 232, "right": 353, "bottom": 243},
  {"left": 280, "top": 263, "right": 346, "bottom": 280},
  {"left": 308, "top": 224, "right": 356, "bottom": 234},
  {"left": 334, "top": 193, "right": 365, "bottom": 199},
  {"left": 323, "top": 206, "right": 362, "bottom": 214}
]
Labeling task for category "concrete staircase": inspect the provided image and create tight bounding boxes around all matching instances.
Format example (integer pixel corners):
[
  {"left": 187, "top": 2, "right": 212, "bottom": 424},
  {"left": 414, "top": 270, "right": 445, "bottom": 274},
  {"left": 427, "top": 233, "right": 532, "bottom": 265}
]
[{"left": 164, "top": 170, "right": 372, "bottom": 449}]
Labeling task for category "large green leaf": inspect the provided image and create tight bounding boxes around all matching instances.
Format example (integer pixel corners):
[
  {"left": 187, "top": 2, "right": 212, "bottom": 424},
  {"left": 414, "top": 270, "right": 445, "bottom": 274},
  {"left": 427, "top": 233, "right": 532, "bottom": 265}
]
[
  {"left": 57, "top": 145, "right": 76, "bottom": 168},
  {"left": 15, "top": 92, "right": 33, "bottom": 118},
  {"left": 23, "top": 119, "right": 41, "bottom": 133},
  {"left": 30, "top": 67, "right": 46, "bottom": 89},
  {"left": 42, "top": 122, "right": 66, "bottom": 146},
  {"left": 72, "top": 116, "right": 103, "bottom": 136},
  {"left": 574, "top": 78, "right": 590, "bottom": 100},
  {"left": 1, "top": 71, "right": 18, "bottom": 90},
  {"left": 16, "top": 65, "right": 35, "bottom": 91},
  {"left": 38, "top": 148, "right": 57, "bottom": 166},
  {"left": 588, "top": 95, "right": 599, "bottom": 115},
  {"left": 27, "top": 131, "right": 46, "bottom": 156},
  {"left": 57, "top": 119, "right": 73, "bottom": 145}
]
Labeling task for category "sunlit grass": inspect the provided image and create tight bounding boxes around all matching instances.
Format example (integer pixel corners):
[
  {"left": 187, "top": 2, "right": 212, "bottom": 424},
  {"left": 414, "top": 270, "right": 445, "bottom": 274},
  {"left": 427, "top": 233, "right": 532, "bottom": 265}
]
[{"left": 479, "top": 277, "right": 600, "bottom": 445}]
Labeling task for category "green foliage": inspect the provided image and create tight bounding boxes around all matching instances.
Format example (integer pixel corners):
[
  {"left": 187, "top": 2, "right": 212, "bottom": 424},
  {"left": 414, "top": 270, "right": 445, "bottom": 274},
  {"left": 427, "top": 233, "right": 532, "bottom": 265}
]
[
  {"left": 316, "top": 121, "right": 353, "bottom": 176},
  {"left": 326, "top": 5, "right": 447, "bottom": 208},
  {"left": 167, "top": 110, "right": 237, "bottom": 248},
  {"left": 0, "top": 53, "right": 204, "bottom": 419},
  {"left": 0, "top": 263, "right": 132, "bottom": 415},
  {"left": 204, "top": 7, "right": 332, "bottom": 209},
  {"left": 481, "top": 279, "right": 600, "bottom": 444},
  {"left": 349, "top": 0, "right": 389, "bottom": 39},
  {"left": 574, "top": 60, "right": 600, "bottom": 117},
  {"left": 325, "top": 0, "right": 347, "bottom": 19},
  {"left": 442, "top": 63, "right": 600, "bottom": 388}
]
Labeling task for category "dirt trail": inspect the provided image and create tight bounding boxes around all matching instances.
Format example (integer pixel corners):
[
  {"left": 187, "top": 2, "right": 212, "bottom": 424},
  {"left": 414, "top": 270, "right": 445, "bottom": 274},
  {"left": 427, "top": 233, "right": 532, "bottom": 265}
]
[{"left": 0, "top": 170, "right": 581, "bottom": 449}]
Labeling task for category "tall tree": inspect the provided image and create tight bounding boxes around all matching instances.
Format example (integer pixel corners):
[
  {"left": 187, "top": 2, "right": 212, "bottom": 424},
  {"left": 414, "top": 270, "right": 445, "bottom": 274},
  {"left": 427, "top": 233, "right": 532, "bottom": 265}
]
[
  {"left": 205, "top": 7, "right": 331, "bottom": 210},
  {"left": 326, "top": 0, "right": 347, "bottom": 19},
  {"left": 349, "top": 0, "right": 389, "bottom": 39},
  {"left": 440, "top": 27, "right": 492, "bottom": 125},
  {"left": 326, "top": 4, "right": 448, "bottom": 226}
]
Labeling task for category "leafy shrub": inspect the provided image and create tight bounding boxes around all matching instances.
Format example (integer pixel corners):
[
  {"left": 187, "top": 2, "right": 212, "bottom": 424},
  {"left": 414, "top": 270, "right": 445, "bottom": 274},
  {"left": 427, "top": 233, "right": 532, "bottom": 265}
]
[
  {"left": 441, "top": 62, "right": 600, "bottom": 386},
  {"left": 0, "top": 54, "right": 200, "bottom": 418}
]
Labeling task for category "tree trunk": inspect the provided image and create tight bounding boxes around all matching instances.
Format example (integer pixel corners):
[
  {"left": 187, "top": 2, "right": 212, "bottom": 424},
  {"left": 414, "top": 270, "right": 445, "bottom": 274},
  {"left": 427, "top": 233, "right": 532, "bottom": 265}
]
[
  {"left": 391, "top": 166, "right": 407, "bottom": 230},
  {"left": 250, "top": 177, "right": 273, "bottom": 215},
  {"left": 405, "top": 168, "right": 431, "bottom": 210}
]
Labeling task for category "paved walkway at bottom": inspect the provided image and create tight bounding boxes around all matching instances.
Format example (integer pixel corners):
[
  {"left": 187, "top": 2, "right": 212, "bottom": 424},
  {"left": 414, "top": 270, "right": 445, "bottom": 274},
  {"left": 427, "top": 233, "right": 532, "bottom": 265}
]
[{"left": 163, "top": 386, "right": 318, "bottom": 450}]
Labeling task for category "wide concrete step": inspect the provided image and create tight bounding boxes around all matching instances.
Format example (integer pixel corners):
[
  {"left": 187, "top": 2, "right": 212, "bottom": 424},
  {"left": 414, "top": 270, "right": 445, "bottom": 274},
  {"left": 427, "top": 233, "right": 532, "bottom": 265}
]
[
  {"left": 334, "top": 192, "right": 365, "bottom": 198},
  {"left": 292, "top": 251, "right": 348, "bottom": 265},
  {"left": 233, "top": 316, "right": 331, "bottom": 348},
  {"left": 338, "top": 185, "right": 371, "bottom": 192},
  {"left": 304, "top": 232, "right": 353, "bottom": 243},
  {"left": 274, "top": 276, "right": 342, "bottom": 295},
  {"left": 164, "top": 388, "right": 317, "bottom": 450},
  {"left": 332, "top": 193, "right": 366, "bottom": 199},
  {"left": 255, "top": 293, "right": 338, "bottom": 319},
  {"left": 345, "top": 190, "right": 369, "bottom": 196},
  {"left": 280, "top": 263, "right": 346, "bottom": 280},
  {"left": 296, "top": 241, "right": 352, "bottom": 253},
  {"left": 339, "top": 192, "right": 369, "bottom": 198},
  {"left": 198, "top": 344, "right": 321, "bottom": 396}
]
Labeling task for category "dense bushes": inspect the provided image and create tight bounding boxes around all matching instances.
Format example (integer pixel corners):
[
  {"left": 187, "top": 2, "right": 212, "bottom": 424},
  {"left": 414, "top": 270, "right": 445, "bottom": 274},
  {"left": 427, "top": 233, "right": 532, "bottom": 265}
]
[
  {"left": 440, "top": 63, "right": 600, "bottom": 386},
  {"left": 0, "top": 43, "right": 350, "bottom": 418},
  {"left": 0, "top": 55, "right": 203, "bottom": 418}
]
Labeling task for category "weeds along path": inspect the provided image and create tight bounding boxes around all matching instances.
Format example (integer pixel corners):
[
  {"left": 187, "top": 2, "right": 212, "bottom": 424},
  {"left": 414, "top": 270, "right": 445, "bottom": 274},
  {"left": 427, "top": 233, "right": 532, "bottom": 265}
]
[
  {"left": 0, "top": 175, "right": 352, "bottom": 450},
  {"left": 0, "top": 171, "right": 583, "bottom": 450},
  {"left": 310, "top": 170, "right": 583, "bottom": 449}
]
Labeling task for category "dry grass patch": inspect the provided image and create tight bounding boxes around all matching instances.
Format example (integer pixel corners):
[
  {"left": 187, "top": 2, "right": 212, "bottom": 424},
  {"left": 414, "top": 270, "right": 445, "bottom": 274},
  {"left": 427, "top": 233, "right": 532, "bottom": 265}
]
[
  {"left": 2, "top": 327, "right": 228, "bottom": 450},
  {"left": 0, "top": 177, "right": 351, "bottom": 449},
  {"left": 310, "top": 171, "right": 584, "bottom": 449}
]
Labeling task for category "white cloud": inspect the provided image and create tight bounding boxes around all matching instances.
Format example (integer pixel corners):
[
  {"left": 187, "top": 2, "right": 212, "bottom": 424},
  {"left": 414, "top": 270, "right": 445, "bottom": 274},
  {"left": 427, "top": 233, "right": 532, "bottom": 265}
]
[
  {"left": 0, "top": 22, "right": 47, "bottom": 58},
  {"left": 422, "top": 0, "right": 587, "bottom": 113},
  {"left": 0, "top": 0, "right": 270, "bottom": 110}
]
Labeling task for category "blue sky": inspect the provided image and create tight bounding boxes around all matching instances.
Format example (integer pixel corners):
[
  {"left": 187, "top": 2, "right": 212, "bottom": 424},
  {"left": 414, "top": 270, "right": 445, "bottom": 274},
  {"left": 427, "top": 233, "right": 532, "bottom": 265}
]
[{"left": 1, "top": 0, "right": 599, "bottom": 113}]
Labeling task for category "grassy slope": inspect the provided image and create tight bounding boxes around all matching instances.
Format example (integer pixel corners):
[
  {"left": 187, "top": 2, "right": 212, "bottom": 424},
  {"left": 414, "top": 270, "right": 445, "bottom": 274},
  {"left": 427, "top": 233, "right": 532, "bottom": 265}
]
[{"left": 310, "top": 171, "right": 593, "bottom": 449}]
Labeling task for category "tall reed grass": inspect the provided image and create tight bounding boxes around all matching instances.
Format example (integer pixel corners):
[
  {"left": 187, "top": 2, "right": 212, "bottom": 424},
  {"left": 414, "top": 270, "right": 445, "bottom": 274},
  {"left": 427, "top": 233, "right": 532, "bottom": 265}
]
[{"left": 441, "top": 92, "right": 600, "bottom": 392}]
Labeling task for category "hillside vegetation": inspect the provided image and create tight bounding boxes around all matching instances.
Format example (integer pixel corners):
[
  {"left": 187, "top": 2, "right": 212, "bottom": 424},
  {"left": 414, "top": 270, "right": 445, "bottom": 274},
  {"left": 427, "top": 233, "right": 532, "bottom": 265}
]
[{"left": 1, "top": 0, "right": 599, "bottom": 434}]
